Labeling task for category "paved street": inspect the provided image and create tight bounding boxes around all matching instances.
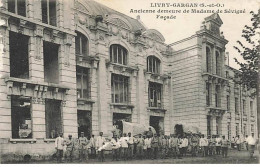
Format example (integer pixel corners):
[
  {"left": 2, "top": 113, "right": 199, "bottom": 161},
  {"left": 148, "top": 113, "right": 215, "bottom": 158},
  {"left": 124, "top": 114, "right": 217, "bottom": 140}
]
[{"left": 7, "top": 149, "right": 259, "bottom": 164}]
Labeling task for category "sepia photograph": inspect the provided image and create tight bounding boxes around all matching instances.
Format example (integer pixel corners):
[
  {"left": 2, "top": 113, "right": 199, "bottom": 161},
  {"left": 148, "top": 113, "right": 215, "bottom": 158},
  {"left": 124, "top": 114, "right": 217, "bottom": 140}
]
[{"left": 0, "top": 0, "right": 259, "bottom": 164}]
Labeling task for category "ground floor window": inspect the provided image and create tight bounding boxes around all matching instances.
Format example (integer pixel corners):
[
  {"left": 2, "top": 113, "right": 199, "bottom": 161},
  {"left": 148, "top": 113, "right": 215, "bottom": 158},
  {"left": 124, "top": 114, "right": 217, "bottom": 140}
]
[
  {"left": 77, "top": 110, "right": 91, "bottom": 138},
  {"left": 11, "top": 96, "right": 32, "bottom": 139},
  {"left": 207, "top": 115, "right": 211, "bottom": 136},
  {"left": 227, "top": 122, "right": 231, "bottom": 140},
  {"left": 45, "top": 99, "right": 62, "bottom": 138},
  {"left": 149, "top": 116, "right": 164, "bottom": 135},
  {"left": 236, "top": 123, "right": 239, "bottom": 136}
]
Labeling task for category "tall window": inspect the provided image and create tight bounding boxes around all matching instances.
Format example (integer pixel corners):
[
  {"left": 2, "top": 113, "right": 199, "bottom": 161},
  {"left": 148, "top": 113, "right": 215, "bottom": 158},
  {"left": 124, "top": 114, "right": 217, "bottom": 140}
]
[
  {"left": 110, "top": 44, "right": 127, "bottom": 65},
  {"left": 9, "top": 31, "right": 29, "bottom": 79},
  {"left": 227, "top": 122, "right": 231, "bottom": 140},
  {"left": 206, "top": 47, "right": 211, "bottom": 73},
  {"left": 206, "top": 82, "right": 211, "bottom": 106},
  {"left": 11, "top": 96, "right": 32, "bottom": 139},
  {"left": 216, "top": 51, "right": 221, "bottom": 75},
  {"left": 207, "top": 115, "right": 211, "bottom": 136},
  {"left": 8, "top": 0, "right": 26, "bottom": 17},
  {"left": 75, "top": 32, "right": 88, "bottom": 58},
  {"left": 236, "top": 123, "right": 239, "bottom": 136},
  {"left": 76, "top": 67, "right": 90, "bottom": 99},
  {"left": 215, "top": 85, "right": 221, "bottom": 107},
  {"left": 242, "top": 99, "right": 246, "bottom": 115},
  {"left": 235, "top": 97, "right": 239, "bottom": 114},
  {"left": 250, "top": 101, "right": 253, "bottom": 116},
  {"left": 251, "top": 124, "right": 254, "bottom": 135},
  {"left": 42, "top": 0, "right": 57, "bottom": 26},
  {"left": 148, "top": 82, "right": 162, "bottom": 108},
  {"left": 216, "top": 117, "right": 221, "bottom": 135},
  {"left": 243, "top": 124, "right": 247, "bottom": 136},
  {"left": 227, "top": 95, "right": 230, "bottom": 110},
  {"left": 45, "top": 99, "right": 61, "bottom": 138},
  {"left": 43, "top": 41, "right": 59, "bottom": 84},
  {"left": 147, "top": 56, "right": 160, "bottom": 74},
  {"left": 111, "top": 74, "right": 129, "bottom": 103}
]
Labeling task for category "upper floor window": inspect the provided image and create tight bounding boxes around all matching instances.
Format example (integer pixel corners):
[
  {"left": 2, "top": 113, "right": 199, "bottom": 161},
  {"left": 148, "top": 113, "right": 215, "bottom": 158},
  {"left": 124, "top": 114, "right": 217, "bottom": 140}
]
[
  {"left": 77, "top": 67, "right": 90, "bottom": 99},
  {"left": 111, "top": 74, "right": 129, "bottom": 103},
  {"left": 42, "top": 0, "right": 57, "bottom": 26},
  {"left": 148, "top": 82, "right": 162, "bottom": 108},
  {"left": 206, "top": 82, "right": 211, "bottom": 106},
  {"left": 206, "top": 47, "right": 211, "bottom": 73},
  {"left": 110, "top": 44, "right": 127, "bottom": 65},
  {"left": 242, "top": 99, "right": 246, "bottom": 115},
  {"left": 9, "top": 31, "right": 29, "bottom": 79},
  {"left": 227, "top": 95, "right": 230, "bottom": 110},
  {"left": 235, "top": 97, "right": 239, "bottom": 114},
  {"left": 75, "top": 32, "right": 88, "bottom": 57},
  {"left": 8, "top": 0, "right": 26, "bottom": 17},
  {"left": 215, "top": 85, "right": 221, "bottom": 107},
  {"left": 147, "top": 56, "right": 160, "bottom": 74},
  {"left": 250, "top": 101, "right": 253, "bottom": 116},
  {"left": 216, "top": 51, "right": 221, "bottom": 76}
]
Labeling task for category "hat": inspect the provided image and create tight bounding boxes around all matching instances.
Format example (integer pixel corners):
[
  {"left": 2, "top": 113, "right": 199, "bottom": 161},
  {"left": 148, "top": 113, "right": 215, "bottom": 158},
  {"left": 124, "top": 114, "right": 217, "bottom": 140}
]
[{"left": 68, "top": 134, "right": 72, "bottom": 137}]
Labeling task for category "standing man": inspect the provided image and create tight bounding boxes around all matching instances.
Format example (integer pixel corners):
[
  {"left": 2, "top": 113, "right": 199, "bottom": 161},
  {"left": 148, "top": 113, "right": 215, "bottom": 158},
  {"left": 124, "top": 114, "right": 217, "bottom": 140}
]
[
  {"left": 170, "top": 134, "right": 178, "bottom": 159},
  {"left": 235, "top": 135, "right": 241, "bottom": 151},
  {"left": 136, "top": 134, "right": 144, "bottom": 159},
  {"left": 215, "top": 135, "right": 222, "bottom": 155},
  {"left": 191, "top": 133, "right": 199, "bottom": 157},
  {"left": 147, "top": 127, "right": 153, "bottom": 138},
  {"left": 55, "top": 132, "right": 64, "bottom": 163},
  {"left": 127, "top": 132, "right": 134, "bottom": 160},
  {"left": 111, "top": 134, "right": 120, "bottom": 161},
  {"left": 244, "top": 135, "right": 249, "bottom": 151},
  {"left": 147, "top": 136, "right": 152, "bottom": 159},
  {"left": 65, "top": 134, "right": 74, "bottom": 162},
  {"left": 221, "top": 135, "right": 229, "bottom": 158},
  {"left": 78, "top": 132, "right": 89, "bottom": 162},
  {"left": 151, "top": 133, "right": 159, "bottom": 160},
  {"left": 96, "top": 132, "right": 106, "bottom": 162},
  {"left": 89, "top": 135, "right": 96, "bottom": 158},
  {"left": 160, "top": 135, "right": 168, "bottom": 159},
  {"left": 247, "top": 133, "right": 257, "bottom": 158},
  {"left": 182, "top": 135, "right": 189, "bottom": 157},
  {"left": 199, "top": 134, "right": 208, "bottom": 157},
  {"left": 119, "top": 133, "right": 128, "bottom": 160}
]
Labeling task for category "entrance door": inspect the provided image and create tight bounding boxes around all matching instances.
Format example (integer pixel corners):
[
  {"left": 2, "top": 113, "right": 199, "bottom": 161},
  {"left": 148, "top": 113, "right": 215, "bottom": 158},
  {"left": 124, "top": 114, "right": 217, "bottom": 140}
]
[
  {"left": 150, "top": 116, "right": 164, "bottom": 135},
  {"left": 77, "top": 110, "right": 91, "bottom": 138}
]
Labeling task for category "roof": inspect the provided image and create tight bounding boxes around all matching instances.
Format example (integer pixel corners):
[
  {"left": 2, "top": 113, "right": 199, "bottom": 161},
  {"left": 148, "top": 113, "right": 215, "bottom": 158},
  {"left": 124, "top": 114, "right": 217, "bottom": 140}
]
[
  {"left": 78, "top": 0, "right": 146, "bottom": 31},
  {"left": 204, "top": 13, "right": 223, "bottom": 25}
]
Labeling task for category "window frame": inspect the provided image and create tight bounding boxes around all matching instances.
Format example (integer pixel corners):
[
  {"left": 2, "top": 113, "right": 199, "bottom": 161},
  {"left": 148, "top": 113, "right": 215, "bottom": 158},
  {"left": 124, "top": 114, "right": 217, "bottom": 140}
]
[
  {"left": 76, "top": 67, "right": 90, "bottom": 99},
  {"left": 75, "top": 32, "right": 88, "bottom": 58},
  {"left": 7, "top": 0, "right": 27, "bottom": 17},
  {"left": 111, "top": 74, "right": 129, "bottom": 104},
  {"left": 41, "top": 0, "right": 57, "bottom": 26},
  {"left": 148, "top": 82, "right": 162, "bottom": 108},
  {"left": 110, "top": 44, "right": 128, "bottom": 65},
  {"left": 147, "top": 56, "right": 161, "bottom": 74}
]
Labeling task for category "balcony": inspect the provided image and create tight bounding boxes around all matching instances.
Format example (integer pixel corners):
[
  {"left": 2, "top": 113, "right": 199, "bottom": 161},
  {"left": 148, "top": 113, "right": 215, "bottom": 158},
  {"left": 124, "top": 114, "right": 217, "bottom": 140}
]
[{"left": 206, "top": 107, "right": 226, "bottom": 117}]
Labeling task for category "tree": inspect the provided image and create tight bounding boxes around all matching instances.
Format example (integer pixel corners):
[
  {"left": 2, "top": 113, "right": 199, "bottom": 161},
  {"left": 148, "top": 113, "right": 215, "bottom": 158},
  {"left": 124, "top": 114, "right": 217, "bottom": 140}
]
[{"left": 234, "top": 10, "right": 260, "bottom": 138}]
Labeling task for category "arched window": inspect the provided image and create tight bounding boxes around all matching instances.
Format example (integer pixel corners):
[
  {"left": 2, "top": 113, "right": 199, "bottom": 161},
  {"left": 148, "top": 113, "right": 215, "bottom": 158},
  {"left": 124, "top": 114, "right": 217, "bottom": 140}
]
[
  {"left": 147, "top": 56, "right": 160, "bottom": 74},
  {"left": 206, "top": 47, "right": 211, "bottom": 73},
  {"left": 75, "top": 31, "right": 88, "bottom": 57},
  {"left": 110, "top": 44, "right": 127, "bottom": 65},
  {"left": 216, "top": 51, "right": 221, "bottom": 75}
]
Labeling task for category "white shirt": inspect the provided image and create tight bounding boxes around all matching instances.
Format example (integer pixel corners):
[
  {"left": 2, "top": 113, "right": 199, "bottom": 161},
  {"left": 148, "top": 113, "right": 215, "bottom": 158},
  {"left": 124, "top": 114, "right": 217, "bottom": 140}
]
[
  {"left": 120, "top": 137, "right": 129, "bottom": 148},
  {"left": 199, "top": 138, "right": 208, "bottom": 147},
  {"left": 146, "top": 138, "right": 152, "bottom": 148},
  {"left": 96, "top": 136, "right": 106, "bottom": 149},
  {"left": 181, "top": 138, "right": 188, "bottom": 147},
  {"left": 55, "top": 136, "right": 64, "bottom": 150},
  {"left": 215, "top": 137, "right": 222, "bottom": 146},
  {"left": 128, "top": 136, "right": 134, "bottom": 144},
  {"left": 247, "top": 136, "right": 257, "bottom": 145}
]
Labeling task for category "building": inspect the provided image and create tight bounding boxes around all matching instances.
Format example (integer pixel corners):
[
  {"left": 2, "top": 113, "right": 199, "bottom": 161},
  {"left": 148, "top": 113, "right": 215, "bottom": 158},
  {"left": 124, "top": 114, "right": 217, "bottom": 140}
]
[{"left": 0, "top": 0, "right": 257, "bottom": 162}]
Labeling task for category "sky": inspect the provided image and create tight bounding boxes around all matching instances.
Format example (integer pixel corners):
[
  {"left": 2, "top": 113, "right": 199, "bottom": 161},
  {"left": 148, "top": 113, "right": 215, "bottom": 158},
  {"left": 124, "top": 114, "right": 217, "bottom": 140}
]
[{"left": 95, "top": 0, "right": 260, "bottom": 69}]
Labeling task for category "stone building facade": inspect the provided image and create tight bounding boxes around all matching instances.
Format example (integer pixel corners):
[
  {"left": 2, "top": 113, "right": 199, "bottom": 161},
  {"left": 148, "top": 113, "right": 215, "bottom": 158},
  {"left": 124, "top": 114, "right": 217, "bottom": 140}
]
[{"left": 0, "top": 0, "right": 257, "bottom": 162}]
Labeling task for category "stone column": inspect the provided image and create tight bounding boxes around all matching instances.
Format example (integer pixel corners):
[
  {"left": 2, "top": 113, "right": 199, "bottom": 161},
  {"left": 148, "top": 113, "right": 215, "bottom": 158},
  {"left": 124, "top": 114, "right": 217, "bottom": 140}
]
[
  {"left": 97, "top": 56, "right": 109, "bottom": 136},
  {"left": 130, "top": 71, "right": 137, "bottom": 123},
  {"left": 91, "top": 62, "right": 99, "bottom": 136},
  {"left": 201, "top": 41, "right": 207, "bottom": 73},
  {"left": 212, "top": 116, "right": 217, "bottom": 135},
  {"left": 136, "top": 66, "right": 147, "bottom": 125},
  {"left": 32, "top": 0, "right": 42, "bottom": 22},
  {"left": 31, "top": 101, "right": 46, "bottom": 139},
  {"left": 212, "top": 45, "right": 216, "bottom": 75},
  {"left": 163, "top": 78, "right": 170, "bottom": 135},
  {"left": 30, "top": 25, "right": 44, "bottom": 82}
]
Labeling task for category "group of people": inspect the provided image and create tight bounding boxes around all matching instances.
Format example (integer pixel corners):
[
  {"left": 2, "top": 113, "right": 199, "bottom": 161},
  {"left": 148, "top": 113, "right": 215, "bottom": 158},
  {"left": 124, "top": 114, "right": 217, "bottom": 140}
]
[{"left": 54, "top": 129, "right": 258, "bottom": 163}]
